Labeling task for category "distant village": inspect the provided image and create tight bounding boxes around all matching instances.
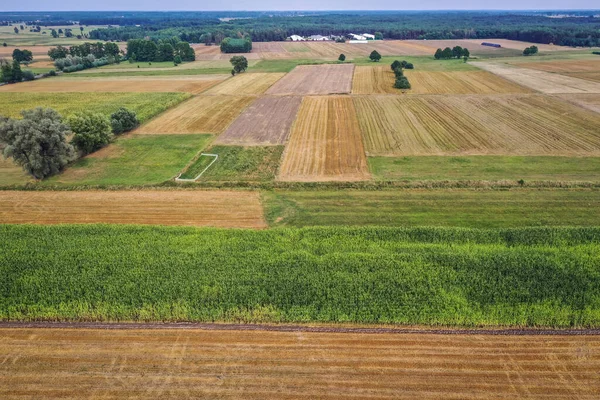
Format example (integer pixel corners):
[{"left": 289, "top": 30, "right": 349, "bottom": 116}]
[{"left": 288, "top": 33, "right": 378, "bottom": 43}]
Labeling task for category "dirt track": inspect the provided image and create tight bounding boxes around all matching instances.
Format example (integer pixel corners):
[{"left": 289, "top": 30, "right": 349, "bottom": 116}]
[{"left": 1, "top": 324, "right": 599, "bottom": 399}]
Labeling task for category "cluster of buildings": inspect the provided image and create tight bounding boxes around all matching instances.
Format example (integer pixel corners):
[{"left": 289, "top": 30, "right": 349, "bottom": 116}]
[{"left": 288, "top": 33, "right": 376, "bottom": 43}]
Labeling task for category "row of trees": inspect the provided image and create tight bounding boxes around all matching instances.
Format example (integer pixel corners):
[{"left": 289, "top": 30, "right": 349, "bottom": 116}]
[
  {"left": 391, "top": 60, "right": 412, "bottom": 89},
  {"left": 126, "top": 38, "right": 195, "bottom": 62},
  {"left": 0, "top": 59, "right": 35, "bottom": 83},
  {"left": 0, "top": 107, "right": 139, "bottom": 179},
  {"left": 434, "top": 46, "right": 470, "bottom": 60},
  {"left": 54, "top": 54, "right": 116, "bottom": 73},
  {"left": 48, "top": 42, "right": 120, "bottom": 60},
  {"left": 220, "top": 37, "right": 252, "bottom": 53}
]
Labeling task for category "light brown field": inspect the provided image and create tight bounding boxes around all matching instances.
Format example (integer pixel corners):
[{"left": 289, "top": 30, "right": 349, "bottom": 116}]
[
  {"left": 136, "top": 95, "right": 255, "bottom": 134},
  {"left": 0, "top": 45, "right": 55, "bottom": 57},
  {"left": 462, "top": 38, "right": 582, "bottom": 52},
  {"left": 205, "top": 73, "right": 285, "bottom": 95},
  {"left": 404, "top": 70, "right": 531, "bottom": 94},
  {"left": 352, "top": 66, "right": 397, "bottom": 94},
  {"left": 354, "top": 94, "right": 600, "bottom": 156},
  {"left": 473, "top": 62, "right": 600, "bottom": 93},
  {"left": 266, "top": 64, "right": 354, "bottom": 95},
  {"left": 557, "top": 94, "right": 600, "bottom": 114},
  {"left": 404, "top": 39, "right": 523, "bottom": 57},
  {"left": 0, "top": 190, "right": 265, "bottom": 228},
  {"left": 216, "top": 96, "right": 302, "bottom": 145},
  {"left": 25, "top": 60, "right": 55, "bottom": 69},
  {"left": 278, "top": 96, "right": 370, "bottom": 181},
  {"left": 0, "top": 75, "right": 229, "bottom": 94},
  {"left": 191, "top": 43, "right": 221, "bottom": 59},
  {"left": 2, "top": 328, "right": 599, "bottom": 400},
  {"left": 517, "top": 60, "right": 600, "bottom": 83}
]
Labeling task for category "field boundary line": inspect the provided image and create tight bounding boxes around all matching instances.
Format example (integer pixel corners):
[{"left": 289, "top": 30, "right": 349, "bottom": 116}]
[
  {"left": 175, "top": 153, "right": 219, "bottom": 182},
  {"left": 1, "top": 322, "right": 599, "bottom": 335}
]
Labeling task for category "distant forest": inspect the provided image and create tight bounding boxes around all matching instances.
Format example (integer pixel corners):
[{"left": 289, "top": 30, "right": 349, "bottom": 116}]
[{"left": 1, "top": 10, "right": 599, "bottom": 46}]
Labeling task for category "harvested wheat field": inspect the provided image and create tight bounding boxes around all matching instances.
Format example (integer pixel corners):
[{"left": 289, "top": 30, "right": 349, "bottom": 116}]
[
  {"left": 136, "top": 95, "right": 255, "bottom": 134},
  {"left": 1, "top": 327, "right": 599, "bottom": 400},
  {"left": 463, "top": 39, "right": 580, "bottom": 52},
  {"left": 0, "top": 75, "right": 229, "bottom": 94},
  {"left": 279, "top": 96, "right": 370, "bottom": 181},
  {"left": 517, "top": 60, "right": 600, "bottom": 83},
  {"left": 352, "top": 66, "right": 397, "bottom": 94},
  {"left": 0, "top": 190, "right": 265, "bottom": 228},
  {"left": 0, "top": 45, "right": 54, "bottom": 57},
  {"left": 216, "top": 96, "right": 302, "bottom": 145},
  {"left": 405, "top": 39, "right": 523, "bottom": 57},
  {"left": 354, "top": 94, "right": 600, "bottom": 156},
  {"left": 473, "top": 62, "right": 600, "bottom": 93},
  {"left": 558, "top": 94, "right": 600, "bottom": 114},
  {"left": 267, "top": 64, "right": 355, "bottom": 95},
  {"left": 205, "top": 73, "right": 285, "bottom": 95},
  {"left": 405, "top": 70, "right": 531, "bottom": 94}
]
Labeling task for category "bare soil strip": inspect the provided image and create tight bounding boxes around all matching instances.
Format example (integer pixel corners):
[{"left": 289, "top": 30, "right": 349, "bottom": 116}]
[
  {"left": 0, "top": 190, "right": 266, "bottom": 228},
  {"left": 266, "top": 64, "right": 354, "bottom": 95},
  {"left": 278, "top": 96, "right": 370, "bottom": 181},
  {"left": 0, "top": 75, "right": 229, "bottom": 93},
  {"left": 216, "top": 96, "right": 302, "bottom": 145},
  {"left": 473, "top": 62, "right": 600, "bottom": 93},
  {"left": 1, "top": 327, "right": 598, "bottom": 399},
  {"left": 354, "top": 94, "right": 600, "bottom": 156},
  {"left": 136, "top": 95, "right": 255, "bottom": 134}
]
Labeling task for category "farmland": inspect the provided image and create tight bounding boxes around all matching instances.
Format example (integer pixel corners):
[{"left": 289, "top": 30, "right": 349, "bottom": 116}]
[
  {"left": 353, "top": 95, "right": 600, "bottom": 156},
  {"left": 0, "top": 92, "right": 190, "bottom": 122},
  {"left": 278, "top": 96, "right": 370, "bottom": 181},
  {"left": 0, "top": 76, "right": 228, "bottom": 94},
  {"left": 404, "top": 71, "right": 530, "bottom": 94},
  {"left": 216, "top": 96, "right": 302, "bottom": 145},
  {"left": 352, "top": 66, "right": 397, "bottom": 94},
  {"left": 1, "top": 328, "right": 599, "bottom": 400},
  {"left": 0, "top": 191, "right": 265, "bottom": 228},
  {"left": 135, "top": 95, "right": 255, "bottom": 134},
  {"left": 266, "top": 64, "right": 354, "bottom": 95},
  {"left": 204, "top": 73, "right": 285, "bottom": 95},
  {"left": 559, "top": 94, "right": 600, "bottom": 114}
]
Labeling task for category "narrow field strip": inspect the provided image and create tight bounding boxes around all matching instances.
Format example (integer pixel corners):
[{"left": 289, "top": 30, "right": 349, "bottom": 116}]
[
  {"left": 558, "top": 94, "right": 600, "bottom": 114},
  {"left": 404, "top": 70, "right": 531, "bottom": 94},
  {"left": 266, "top": 64, "right": 354, "bottom": 95},
  {"left": 216, "top": 96, "right": 302, "bottom": 145},
  {"left": 0, "top": 191, "right": 266, "bottom": 228},
  {"left": 352, "top": 66, "right": 397, "bottom": 94},
  {"left": 1, "top": 328, "right": 598, "bottom": 399},
  {"left": 0, "top": 76, "right": 229, "bottom": 94},
  {"left": 354, "top": 94, "right": 600, "bottom": 156},
  {"left": 136, "top": 95, "right": 256, "bottom": 134},
  {"left": 278, "top": 96, "right": 370, "bottom": 181},
  {"left": 204, "top": 73, "right": 285, "bottom": 95}
]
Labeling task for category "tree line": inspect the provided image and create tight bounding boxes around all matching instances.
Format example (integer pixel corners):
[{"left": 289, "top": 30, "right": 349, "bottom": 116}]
[
  {"left": 126, "top": 38, "right": 195, "bottom": 62},
  {"left": 434, "top": 46, "right": 471, "bottom": 60}
]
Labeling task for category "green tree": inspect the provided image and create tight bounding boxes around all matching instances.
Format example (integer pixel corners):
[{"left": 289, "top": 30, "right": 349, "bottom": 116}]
[
  {"left": 157, "top": 41, "right": 174, "bottom": 62},
  {"left": 174, "top": 55, "right": 182, "bottom": 65},
  {"left": 394, "top": 76, "right": 411, "bottom": 89},
  {"left": 68, "top": 112, "right": 113, "bottom": 155},
  {"left": 0, "top": 108, "right": 75, "bottom": 179},
  {"left": 13, "top": 27, "right": 18, "bottom": 34},
  {"left": 374, "top": 32, "right": 383, "bottom": 40},
  {"left": 338, "top": 53, "right": 346, "bottom": 62},
  {"left": 230, "top": 55, "right": 249, "bottom": 74},
  {"left": 462, "top": 48, "right": 470, "bottom": 58},
  {"left": 12, "top": 49, "right": 33, "bottom": 63},
  {"left": 3, "top": 43, "right": 7, "bottom": 47},
  {"left": 391, "top": 60, "right": 401, "bottom": 70},
  {"left": 404, "top": 62, "right": 414, "bottom": 69},
  {"left": 369, "top": 50, "right": 381, "bottom": 62},
  {"left": 51, "top": 29, "right": 58, "bottom": 38},
  {"left": 48, "top": 45, "right": 69, "bottom": 60},
  {"left": 441, "top": 47, "right": 453, "bottom": 59},
  {"left": 452, "top": 46, "right": 463, "bottom": 59},
  {"left": 10, "top": 59, "right": 22, "bottom": 82},
  {"left": 0, "top": 60, "right": 12, "bottom": 83},
  {"left": 434, "top": 48, "right": 443, "bottom": 59},
  {"left": 110, "top": 107, "right": 139, "bottom": 134}
]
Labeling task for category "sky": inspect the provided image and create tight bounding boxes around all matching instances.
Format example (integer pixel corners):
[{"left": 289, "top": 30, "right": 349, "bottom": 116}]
[{"left": 1, "top": 1, "right": 599, "bottom": 12}]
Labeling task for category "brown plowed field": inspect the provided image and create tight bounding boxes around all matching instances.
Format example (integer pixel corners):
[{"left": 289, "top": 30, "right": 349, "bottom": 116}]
[
  {"left": 0, "top": 190, "right": 266, "bottom": 228},
  {"left": 266, "top": 64, "right": 354, "bottom": 95},
  {"left": 278, "top": 96, "right": 370, "bottom": 181},
  {"left": 2, "top": 327, "right": 599, "bottom": 399},
  {"left": 136, "top": 95, "right": 255, "bottom": 134},
  {"left": 405, "top": 70, "right": 531, "bottom": 94},
  {"left": 216, "top": 96, "right": 302, "bottom": 145},
  {"left": 0, "top": 76, "right": 229, "bottom": 94},
  {"left": 473, "top": 62, "right": 600, "bottom": 93},
  {"left": 352, "top": 66, "right": 397, "bottom": 94},
  {"left": 354, "top": 94, "right": 600, "bottom": 156},
  {"left": 205, "top": 73, "right": 285, "bottom": 95}
]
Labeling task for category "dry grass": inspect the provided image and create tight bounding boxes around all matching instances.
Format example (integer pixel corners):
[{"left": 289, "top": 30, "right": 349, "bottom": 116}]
[
  {"left": 473, "top": 62, "right": 600, "bottom": 93},
  {"left": 1, "top": 327, "right": 599, "bottom": 399},
  {"left": 0, "top": 76, "right": 229, "bottom": 94},
  {"left": 216, "top": 96, "right": 302, "bottom": 145},
  {"left": 136, "top": 95, "right": 255, "bottom": 134},
  {"left": 0, "top": 190, "right": 266, "bottom": 228},
  {"left": 205, "top": 73, "right": 285, "bottom": 95},
  {"left": 266, "top": 64, "right": 354, "bottom": 95},
  {"left": 0, "top": 157, "right": 29, "bottom": 186},
  {"left": 404, "top": 70, "right": 531, "bottom": 94},
  {"left": 352, "top": 66, "right": 397, "bottom": 94},
  {"left": 278, "top": 96, "right": 370, "bottom": 182},
  {"left": 354, "top": 94, "right": 600, "bottom": 156}
]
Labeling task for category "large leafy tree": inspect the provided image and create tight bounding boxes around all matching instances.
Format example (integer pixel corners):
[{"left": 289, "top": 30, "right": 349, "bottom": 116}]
[
  {"left": 369, "top": 50, "right": 381, "bottom": 62},
  {"left": 230, "top": 55, "right": 248, "bottom": 74},
  {"left": 68, "top": 112, "right": 113, "bottom": 155},
  {"left": 0, "top": 108, "right": 75, "bottom": 179}
]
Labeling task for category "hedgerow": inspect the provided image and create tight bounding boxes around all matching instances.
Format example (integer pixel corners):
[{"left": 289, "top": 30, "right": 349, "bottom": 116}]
[{"left": 1, "top": 225, "right": 599, "bottom": 327}]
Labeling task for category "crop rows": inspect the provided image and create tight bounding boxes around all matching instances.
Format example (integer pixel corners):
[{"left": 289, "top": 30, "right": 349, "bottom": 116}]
[{"left": 205, "top": 73, "right": 285, "bottom": 95}]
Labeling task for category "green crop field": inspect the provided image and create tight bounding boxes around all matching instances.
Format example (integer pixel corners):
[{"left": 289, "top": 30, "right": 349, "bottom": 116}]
[
  {"left": 1, "top": 224, "right": 599, "bottom": 327},
  {"left": 180, "top": 145, "right": 284, "bottom": 181},
  {"left": 0, "top": 92, "right": 190, "bottom": 122},
  {"left": 264, "top": 189, "right": 600, "bottom": 228},
  {"left": 42, "top": 134, "right": 211, "bottom": 186},
  {"left": 369, "top": 156, "right": 600, "bottom": 182}
]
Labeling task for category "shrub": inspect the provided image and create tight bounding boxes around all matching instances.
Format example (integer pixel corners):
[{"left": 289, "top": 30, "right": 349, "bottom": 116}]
[
  {"left": 404, "top": 62, "right": 414, "bottom": 69},
  {"left": 68, "top": 112, "right": 113, "bottom": 155},
  {"left": 391, "top": 60, "right": 401, "bottom": 70},
  {"left": 22, "top": 70, "right": 35, "bottom": 81},
  {"left": 394, "top": 76, "right": 411, "bottom": 89},
  {"left": 338, "top": 53, "right": 346, "bottom": 62},
  {"left": 110, "top": 107, "right": 139, "bottom": 134}
]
